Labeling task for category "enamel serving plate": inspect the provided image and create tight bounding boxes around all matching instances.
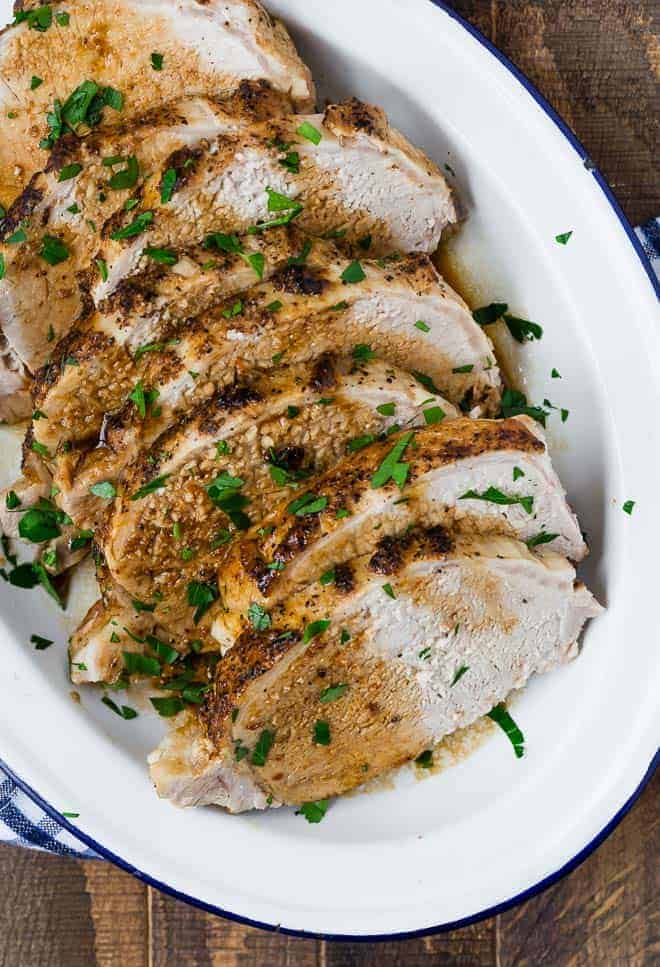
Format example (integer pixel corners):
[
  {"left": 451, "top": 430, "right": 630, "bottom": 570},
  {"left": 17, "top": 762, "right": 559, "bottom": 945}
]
[{"left": 0, "top": 0, "right": 657, "bottom": 940}]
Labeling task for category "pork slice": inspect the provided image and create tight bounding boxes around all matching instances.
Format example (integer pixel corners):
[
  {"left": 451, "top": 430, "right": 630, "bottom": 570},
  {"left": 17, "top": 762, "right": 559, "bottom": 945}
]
[
  {"left": 71, "top": 358, "right": 460, "bottom": 683},
  {"left": 0, "top": 85, "right": 292, "bottom": 413},
  {"left": 214, "top": 416, "right": 587, "bottom": 647},
  {"left": 91, "top": 99, "right": 455, "bottom": 308},
  {"left": 0, "top": 0, "right": 314, "bottom": 206},
  {"left": 148, "top": 531, "right": 601, "bottom": 810},
  {"left": 31, "top": 226, "right": 306, "bottom": 455},
  {"left": 40, "top": 248, "right": 498, "bottom": 529}
]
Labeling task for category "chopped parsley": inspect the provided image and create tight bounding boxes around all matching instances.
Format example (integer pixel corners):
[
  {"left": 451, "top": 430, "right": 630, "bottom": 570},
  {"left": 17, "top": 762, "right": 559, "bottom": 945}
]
[
  {"left": 187, "top": 580, "right": 218, "bottom": 623},
  {"left": 55, "top": 12, "right": 70, "bottom": 26},
  {"left": 131, "top": 599, "right": 155, "bottom": 614},
  {"left": 313, "top": 720, "right": 330, "bottom": 745},
  {"left": 452, "top": 364, "right": 474, "bottom": 374},
  {"left": 555, "top": 231, "right": 573, "bottom": 245},
  {"left": 14, "top": 5, "right": 53, "bottom": 30},
  {"left": 90, "top": 481, "right": 116, "bottom": 500},
  {"left": 319, "top": 682, "right": 347, "bottom": 703},
  {"left": 488, "top": 704, "right": 525, "bottom": 758},
  {"left": 279, "top": 150, "right": 300, "bottom": 173},
  {"left": 248, "top": 602, "right": 271, "bottom": 631},
  {"left": 503, "top": 314, "right": 543, "bottom": 343},
  {"left": 423, "top": 406, "right": 445, "bottom": 425},
  {"left": 7, "top": 228, "right": 27, "bottom": 244},
  {"left": 130, "top": 474, "right": 170, "bottom": 501},
  {"left": 287, "top": 492, "right": 327, "bottom": 516},
  {"left": 376, "top": 402, "right": 396, "bottom": 417},
  {"left": 500, "top": 388, "right": 548, "bottom": 427},
  {"left": 123, "top": 652, "right": 160, "bottom": 676},
  {"left": 18, "top": 507, "right": 62, "bottom": 543},
  {"left": 110, "top": 210, "right": 153, "bottom": 240},
  {"left": 266, "top": 300, "right": 282, "bottom": 312},
  {"left": 30, "top": 75, "right": 44, "bottom": 90},
  {"left": 341, "top": 260, "right": 366, "bottom": 284},
  {"left": 382, "top": 583, "right": 396, "bottom": 599},
  {"left": 150, "top": 696, "right": 184, "bottom": 717},
  {"left": 415, "top": 750, "right": 433, "bottom": 769},
  {"left": 57, "top": 163, "right": 82, "bottom": 182},
  {"left": 451, "top": 665, "right": 469, "bottom": 686},
  {"left": 358, "top": 234, "right": 372, "bottom": 251},
  {"left": 102, "top": 695, "right": 138, "bottom": 720},
  {"left": 0, "top": 254, "right": 4, "bottom": 281},
  {"left": 31, "top": 633, "right": 53, "bottom": 650},
  {"left": 513, "top": 467, "right": 525, "bottom": 481},
  {"left": 251, "top": 729, "right": 274, "bottom": 766},
  {"left": 303, "top": 619, "right": 331, "bottom": 644},
  {"left": 40, "top": 81, "right": 123, "bottom": 150},
  {"left": 296, "top": 121, "right": 322, "bottom": 145},
  {"left": 352, "top": 343, "right": 375, "bottom": 364},
  {"left": 95, "top": 259, "right": 108, "bottom": 281},
  {"left": 204, "top": 232, "right": 265, "bottom": 278},
  {"left": 296, "top": 800, "right": 329, "bottom": 823},
  {"left": 551, "top": 368, "right": 561, "bottom": 379},
  {"left": 206, "top": 472, "right": 251, "bottom": 529},
  {"left": 472, "top": 302, "right": 507, "bottom": 326},
  {"left": 525, "top": 532, "right": 558, "bottom": 549},
  {"left": 5, "top": 491, "right": 21, "bottom": 510},
  {"left": 40, "top": 235, "right": 68, "bottom": 265},
  {"left": 460, "top": 487, "right": 533, "bottom": 515},
  {"left": 414, "top": 320, "right": 430, "bottom": 333},
  {"left": 411, "top": 370, "right": 442, "bottom": 396},
  {"left": 623, "top": 500, "right": 635, "bottom": 515},
  {"left": 69, "top": 529, "right": 93, "bottom": 552},
  {"left": 151, "top": 52, "right": 164, "bottom": 71},
  {"left": 144, "top": 246, "right": 177, "bottom": 265},
  {"left": 160, "top": 168, "right": 176, "bottom": 204},
  {"left": 108, "top": 155, "right": 139, "bottom": 191},
  {"left": 287, "top": 239, "right": 312, "bottom": 266},
  {"left": 371, "top": 431, "right": 414, "bottom": 489},
  {"left": 250, "top": 187, "right": 303, "bottom": 231}
]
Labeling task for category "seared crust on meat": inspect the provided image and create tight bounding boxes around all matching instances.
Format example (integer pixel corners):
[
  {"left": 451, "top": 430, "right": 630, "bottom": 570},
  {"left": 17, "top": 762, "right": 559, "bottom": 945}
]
[
  {"left": 96, "top": 359, "right": 458, "bottom": 634},
  {"left": 0, "top": 0, "right": 314, "bottom": 206}
]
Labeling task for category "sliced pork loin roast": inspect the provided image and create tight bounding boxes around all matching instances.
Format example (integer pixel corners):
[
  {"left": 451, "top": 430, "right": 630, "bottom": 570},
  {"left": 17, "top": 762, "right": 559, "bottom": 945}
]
[
  {"left": 0, "top": 97, "right": 455, "bottom": 420},
  {"left": 91, "top": 99, "right": 455, "bottom": 304},
  {"left": 102, "top": 358, "right": 460, "bottom": 610},
  {"left": 214, "top": 416, "right": 587, "bottom": 647},
  {"left": 0, "top": 0, "right": 314, "bottom": 208},
  {"left": 31, "top": 226, "right": 308, "bottom": 454},
  {"left": 35, "top": 246, "right": 498, "bottom": 527},
  {"left": 0, "top": 85, "right": 293, "bottom": 418},
  {"left": 148, "top": 530, "right": 602, "bottom": 810},
  {"left": 34, "top": 235, "right": 492, "bottom": 463},
  {"left": 70, "top": 358, "right": 460, "bottom": 684}
]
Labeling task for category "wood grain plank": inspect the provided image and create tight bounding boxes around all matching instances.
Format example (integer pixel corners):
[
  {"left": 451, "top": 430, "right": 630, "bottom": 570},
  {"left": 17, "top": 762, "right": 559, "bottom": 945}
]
[
  {"left": 82, "top": 859, "right": 148, "bottom": 967},
  {"left": 323, "top": 921, "right": 494, "bottom": 966},
  {"left": 497, "top": 771, "right": 659, "bottom": 966},
  {"left": 455, "top": 0, "right": 659, "bottom": 225},
  {"left": 148, "top": 887, "right": 322, "bottom": 967},
  {"left": 0, "top": 844, "right": 96, "bottom": 967}
]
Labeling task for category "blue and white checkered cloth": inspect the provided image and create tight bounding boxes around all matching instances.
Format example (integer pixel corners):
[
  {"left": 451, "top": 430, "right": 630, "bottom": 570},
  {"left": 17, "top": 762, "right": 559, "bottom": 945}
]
[{"left": 1, "top": 217, "right": 658, "bottom": 859}]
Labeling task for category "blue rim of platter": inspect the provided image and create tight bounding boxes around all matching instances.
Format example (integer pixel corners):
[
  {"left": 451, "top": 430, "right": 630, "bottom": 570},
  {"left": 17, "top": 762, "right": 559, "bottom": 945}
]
[{"left": 2, "top": 0, "right": 658, "bottom": 941}]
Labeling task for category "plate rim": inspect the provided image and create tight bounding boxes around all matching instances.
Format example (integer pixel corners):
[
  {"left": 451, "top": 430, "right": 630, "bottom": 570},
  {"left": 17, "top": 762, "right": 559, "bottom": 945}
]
[
  {"left": 2, "top": 0, "right": 658, "bottom": 940},
  {"left": 2, "top": 750, "right": 657, "bottom": 940}
]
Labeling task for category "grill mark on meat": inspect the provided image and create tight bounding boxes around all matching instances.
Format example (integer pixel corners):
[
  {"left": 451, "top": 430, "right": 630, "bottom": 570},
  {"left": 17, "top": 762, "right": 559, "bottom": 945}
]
[
  {"left": 333, "top": 562, "right": 354, "bottom": 594},
  {"left": 158, "top": 145, "right": 205, "bottom": 199},
  {"left": 309, "top": 353, "right": 337, "bottom": 391},
  {"left": 268, "top": 446, "right": 306, "bottom": 472},
  {"left": 425, "top": 524, "right": 453, "bottom": 555},
  {"left": 369, "top": 534, "right": 412, "bottom": 575},
  {"left": 197, "top": 384, "right": 262, "bottom": 435},
  {"left": 0, "top": 182, "right": 44, "bottom": 240},
  {"left": 272, "top": 264, "right": 326, "bottom": 296}
]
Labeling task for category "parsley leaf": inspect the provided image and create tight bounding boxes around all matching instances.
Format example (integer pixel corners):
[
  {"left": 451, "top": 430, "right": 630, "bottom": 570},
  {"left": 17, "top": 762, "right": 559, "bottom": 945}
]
[
  {"left": 370, "top": 431, "right": 414, "bottom": 489},
  {"left": 488, "top": 704, "right": 525, "bottom": 757},
  {"left": 296, "top": 121, "right": 322, "bottom": 145},
  {"left": 460, "top": 487, "right": 534, "bottom": 515},
  {"left": 248, "top": 602, "right": 271, "bottom": 631},
  {"left": 472, "top": 302, "right": 508, "bottom": 326},
  {"left": 296, "top": 800, "right": 329, "bottom": 823}
]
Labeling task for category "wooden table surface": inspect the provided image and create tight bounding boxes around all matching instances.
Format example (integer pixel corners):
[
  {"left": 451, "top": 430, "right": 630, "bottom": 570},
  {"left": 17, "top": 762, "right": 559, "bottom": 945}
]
[{"left": 1, "top": 2, "right": 657, "bottom": 964}]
